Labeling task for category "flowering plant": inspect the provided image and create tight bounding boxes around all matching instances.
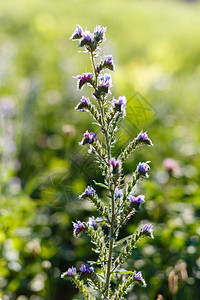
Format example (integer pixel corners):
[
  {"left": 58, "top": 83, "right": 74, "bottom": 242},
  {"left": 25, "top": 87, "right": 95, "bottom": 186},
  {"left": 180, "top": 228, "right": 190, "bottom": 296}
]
[{"left": 62, "top": 25, "right": 154, "bottom": 299}]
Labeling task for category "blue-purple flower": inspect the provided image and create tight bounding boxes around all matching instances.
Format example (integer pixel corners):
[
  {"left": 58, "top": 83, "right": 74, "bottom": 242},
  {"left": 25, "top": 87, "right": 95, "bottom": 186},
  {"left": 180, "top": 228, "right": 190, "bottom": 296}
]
[
  {"left": 85, "top": 186, "right": 95, "bottom": 197},
  {"left": 67, "top": 266, "right": 77, "bottom": 276},
  {"left": 104, "top": 55, "right": 115, "bottom": 71},
  {"left": 100, "top": 73, "right": 112, "bottom": 89},
  {"left": 94, "top": 25, "right": 106, "bottom": 42},
  {"left": 76, "top": 73, "right": 93, "bottom": 89},
  {"left": 75, "top": 96, "right": 89, "bottom": 111},
  {"left": 113, "top": 96, "right": 127, "bottom": 113},
  {"left": 110, "top": 157, "right": 122, "bottom": 174},
  {"left": 80, "top": 264, "right": 94, "bottom": 275},
  {"left": 70, "top": 25, "right": 83, "bottom": 40},
  {"left": 137, "top": 162, "right": 150, "bottom": 178},
  {"left": 83, "top": 30, "right": 93, "bottom": 42},
  {"left": 78, "top": 29, "right": 95, "bottom": 48},
  {"left": 128, "top": 194, "right": 145, "bottom": 210},
  {"left": 88, "top": 216, "right": 102, "bottom": 227},
  {"left": 93, "top": 73, "right": 113, "bottom": 98},
  {"left": 80, "top": 131, "right": 96, "bottom": 145},
  {"left": 134, "top": 271, "right": 142, "bottom": 281},
  {"left": 142, "top": 224, "right": 154, "bottom": 238},
  {"left": 128, "top": 194, "right": 145, "bottom": 204},
  {"left": 114, "top": 187, "right": 123, "bottom": 198},
  {"left": 73, "top": 221, "right": 86, "bottom": 234},
  {"left": 136, "top": 131, "right": 153, "bottom": 146}
]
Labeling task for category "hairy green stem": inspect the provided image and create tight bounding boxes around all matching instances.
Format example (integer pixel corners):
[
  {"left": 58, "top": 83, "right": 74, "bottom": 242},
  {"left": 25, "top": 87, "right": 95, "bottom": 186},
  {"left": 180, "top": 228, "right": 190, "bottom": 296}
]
[{"left": 91, "top": 51, "right": 114, "bottom": 298}]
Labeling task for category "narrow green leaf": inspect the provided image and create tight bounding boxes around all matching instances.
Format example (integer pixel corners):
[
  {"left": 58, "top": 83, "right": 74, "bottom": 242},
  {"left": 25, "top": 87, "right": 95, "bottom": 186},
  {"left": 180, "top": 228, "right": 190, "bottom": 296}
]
[{"left": 93, "top": 180, "right": 109, "bottom": 189}]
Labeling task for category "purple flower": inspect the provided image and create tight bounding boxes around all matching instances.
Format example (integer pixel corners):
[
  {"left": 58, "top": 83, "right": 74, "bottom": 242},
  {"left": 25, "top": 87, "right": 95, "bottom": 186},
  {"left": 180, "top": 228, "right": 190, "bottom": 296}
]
[
  {"left": 104, "top": 55, "right": 115, "bottom": 71},
  {"left": 80, "top": 131, "right": 96, "bottom": 145},
  {"left": 128, "top": 194, "right": 145, "bottom": 204},
  {"left": 99, "top": 73, "right": 112, "bottom": 88},
  {"left": 114, "top": 187, "right": 123, "bottom": 198},
  {"left": 137, "top": 162, "right": 150, "bottom": 177},
  {"left": 85, "top": 186, "right": 95, "bottom": 197},
  {"left": 94, "top": 25, "right": 106, "bottom": 42},
  {"left": 72, "top": 221, "right": 86, "bottom": 233},
  {"left": 134, "top": 271, "right": 142, "bottom": 281},
  {"left": 142, "top": 224, "right": 154, "bottom": 238},
  {"left": 110, "top": 158, "right": 122, "bottom": 174},
  {"left": 80, "top": 264, "right": 94, "bottom": 275},
  {"left": 67, "top": 266, "right": 77, "bottom": 276},
  {"left": 136, "top": 131, "right": 153, "bottom": 146},
  {"left": 76, "top": 73, "right": 93, "bottom": 89},
  {"left": 113, "top": 96, "right": 127, "bottom": 113},
  {"left": 84, "top": 131, "right": 96, "bottom": 143},
  {"left": 75, "top": 96, "right": 89, "bottom": 111},
  {"left": 70, "top": 25, "right": 83, "bottom": 40},
  {"left": 88, "top": 216, "right": 102, "bottom": 227},
  {"left": 137, "top": 131, "right": 148, "bottom": 141},
  {"left": 83, "top": 30, "right": 93, "bottom": 42},
  {"left": 128, "top": 194, "right": 145, "bottom": 210},
  {"left": 81, "top": 96, "right": 89, "bottom": 106}
]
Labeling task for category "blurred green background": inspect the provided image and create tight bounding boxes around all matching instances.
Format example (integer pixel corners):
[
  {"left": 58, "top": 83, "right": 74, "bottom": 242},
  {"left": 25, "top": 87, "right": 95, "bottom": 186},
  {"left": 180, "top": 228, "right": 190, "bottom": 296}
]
[{"left": 0, "top": 0, "right": 200, "bottom": 299}]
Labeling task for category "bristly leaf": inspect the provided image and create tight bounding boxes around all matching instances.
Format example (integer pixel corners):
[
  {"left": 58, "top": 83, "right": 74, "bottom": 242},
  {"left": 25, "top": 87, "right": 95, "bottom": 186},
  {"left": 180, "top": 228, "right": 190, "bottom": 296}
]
[{"left": 93, "top": 180, "right": 109, "bottom": 190}]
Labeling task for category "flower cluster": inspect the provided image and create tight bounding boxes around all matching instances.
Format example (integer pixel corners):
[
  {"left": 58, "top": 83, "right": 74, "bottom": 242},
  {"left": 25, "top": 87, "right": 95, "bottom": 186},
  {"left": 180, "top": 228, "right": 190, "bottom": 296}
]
[
  {"left": 110, "top": 157, "right": 122, "bottom": 174},
  {"left": 80, "top": 264, "right": 94, "bottom": 275},
  {"left": 113, "top": 96, "right": 127, "bottom": 113},
  {"left": 75, "top": 96, "right": 89, "bottom": 111},
  {"left": 62, "top": 24, "right": 155, "bottom": 300},
  {"left": 73, "top": 221, "right": 86, "bottom": 235},
  {"left": 88, "top": 216, "right": 102, "bottom": 227},
  {"left": 142, "top": 224, "right": 154, "bottom": 238},
  {"left": 136, "top": 131, "right": 153, "bottom": 146},
  {"left": 65, "top": 264, "right": 94, "bottom": 277},
  {"left": 76, "top": 73, "right": 93, "bottom": 89},
  {"left": 128, "top": 194, "right": 145, "bottom": 210},
  {"left": 134, "top": 271, "right": 142, "bottom": 281},
  {"left": 80, "top": 131, "right": 96, "bottom": 145},
  {"left": 137, "top": 161, "right": 150, "bottom": 178},
  {"left": 70, "top": 24, "right": 106, "bottom": 52},
  {"left": 85, "top": 186, "right": 95, "bottom": 197},
  {"left": 67, "top": 266, "right": 77, "bottom": 276}
]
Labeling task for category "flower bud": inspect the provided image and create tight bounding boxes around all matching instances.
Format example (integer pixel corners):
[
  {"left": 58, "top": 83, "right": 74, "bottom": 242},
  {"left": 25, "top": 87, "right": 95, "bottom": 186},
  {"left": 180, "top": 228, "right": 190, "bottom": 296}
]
[
  {"left": 80, "top": 264, "right": 94, "bottom": 275},
  {"left": 128, "top": 194, "right": 145, "bottom": 210},
  {"left": 79, "top": 30, "right": 94, "bottom": 48},
  {"left": 94, "top": 73, "right": 112, "bottom": 98},
  {"left": 109, "top": 158, "right": 122, "bottom": 174},
  {"left": 76, "top": 73, "right": 93, "bottom": 89},
  {"left": 113, "top": 96, "right": 127, "bottom": 113},
  {"left": 104, "top": 55, "right": 115, "bottom": 71},
  {"left": 94, "top": 25, "right": 106, "bottom": 43},
  {"left": 142, "top": 224, "right": 154, "bottom": 238},
  {"left": 67, "top": 266, "right": 77, "bottom": 276},
  {"left": 136, "top": 131, "right": 153, "bottom": 146},
  {"left": 137, "top": 162, "right": 150, "bottom": 178},
  {"left": 72, "top": 221, "right": 86, "bottom": 235},
  {"left": 85, "top": 186, "right": 95, "bottom": 197},
  {"left": 88, "top": 216, "right": 102, "bottom": 227},
  {"left": 70, "top": 25, "right": 83, "bottom": 40},
  {"left": 134, "top": 271, "right": 142, "bottom": 281},
  {"left": 75, "top": 96, "right": 89, "bottom": 111},
  {"left": 80, "top": 131, "right": 96, "bottom": 145}
]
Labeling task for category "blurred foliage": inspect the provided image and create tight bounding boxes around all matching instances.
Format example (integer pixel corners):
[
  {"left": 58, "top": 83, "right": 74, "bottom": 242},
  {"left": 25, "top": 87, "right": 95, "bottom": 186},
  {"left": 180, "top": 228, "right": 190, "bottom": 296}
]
[{"left": 0, "top": 0, "right": 200, "bottom": 299}]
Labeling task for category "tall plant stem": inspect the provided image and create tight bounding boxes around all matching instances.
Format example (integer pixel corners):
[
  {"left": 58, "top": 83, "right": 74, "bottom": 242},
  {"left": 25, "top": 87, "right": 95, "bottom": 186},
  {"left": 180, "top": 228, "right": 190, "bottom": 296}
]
[
  {"left": 105, "top": 188, "right": 115, "bottom": 298},
  {"left": 90, "top": 51, "right": 114, "bottom": 298}
]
